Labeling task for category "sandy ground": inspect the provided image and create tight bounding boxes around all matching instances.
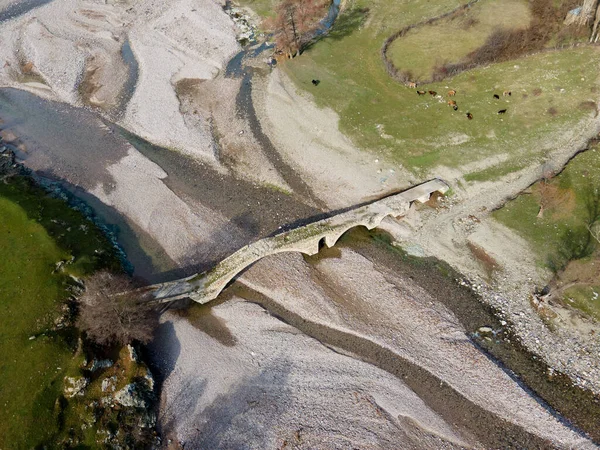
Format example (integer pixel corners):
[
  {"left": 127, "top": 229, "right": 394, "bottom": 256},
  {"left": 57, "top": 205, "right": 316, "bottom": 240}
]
[
  {"left": 153, "top": 300, "right": 470, "bottom": 449},
  {"left": 123, "top": 0, "right": 239, "bottom": 158},
  {"left": 237, "top": 249, "right": 594, "bottom": 447},
  {"left": 0, "top": 0, "right": 239, "bottom": 161},
  {"left": 151, "top": 247, "right": 597, "bottom": 448},
  {"left": 175, "top": 73, "right": 291, "bottom": 190}
]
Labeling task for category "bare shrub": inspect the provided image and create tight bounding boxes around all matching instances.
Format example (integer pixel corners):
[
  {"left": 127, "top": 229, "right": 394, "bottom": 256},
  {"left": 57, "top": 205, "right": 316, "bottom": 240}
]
[
  {"left": 533, "top": 87, "right": 543, "bottom": 96},
  {"left": 77, "top": 271, "right": 159, "bottom": 346},
  {"left": 547, "top": 106, "right": 558, "bottom": 116}
]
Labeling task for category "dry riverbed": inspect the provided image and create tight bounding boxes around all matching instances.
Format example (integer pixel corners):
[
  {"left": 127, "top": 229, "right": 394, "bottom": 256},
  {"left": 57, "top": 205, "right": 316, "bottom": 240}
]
[{"left": 0, "top": 0, "right": 599, "bottom": 447}]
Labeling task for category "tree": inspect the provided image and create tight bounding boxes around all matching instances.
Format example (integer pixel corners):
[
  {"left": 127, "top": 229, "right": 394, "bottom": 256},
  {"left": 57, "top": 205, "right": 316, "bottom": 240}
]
[
  {"left": 266, "top": 0, "right": 330, "bottom": 57},
  {"left": 579, "top": 0, "right": 599, "bottom": 26},
  {"left": 564, "top": 0, "right": 600, "bottom": 37},
  {"left": 77, "top": 271, "right": 159, "bottom": 346}
]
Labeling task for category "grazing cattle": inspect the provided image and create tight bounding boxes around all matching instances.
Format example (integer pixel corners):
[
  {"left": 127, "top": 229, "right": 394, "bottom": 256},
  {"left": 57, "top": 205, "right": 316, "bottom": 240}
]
[
  {"left": 408, "top": 82, "right": 417, "bottom": 89},
  {"left": 448, "top": 89, "right": 456, "bottom": 96},
  {"left": 466, "top": 112, "right": 473, "bottom": 120},
  {"left": 493, "top": 94, "right": 500, "bottom": 99},
  {"left": 453, "top": 105, "right": 458, "bottom": 111},
  {"left": 312, "top": 79, "right": 320, "bottom": 86},
  {"left": 417, "top": 90, "right": 426, "bottom": 95},
  {"left": 448, "top": 100, "right": 457, "bottom": 106},
  {"left": 428, "top": 90, "right": 437, "bottom": 96},
  {"left": 498, "top": 109, "right": 507, "bottom": 114},
  {"left": 503, "top": 90, "right": 511, "bottom": 96}
]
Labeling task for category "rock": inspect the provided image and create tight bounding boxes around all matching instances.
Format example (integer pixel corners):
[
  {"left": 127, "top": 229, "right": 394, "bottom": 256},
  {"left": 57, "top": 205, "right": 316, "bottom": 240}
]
[
  {"left": 144, "top": 369, "right": 155, "bottom": 391},
  {"left": 64, "top": 376, "right": 89, "bottom": 398},
  {"left": 101, "top": 376, "right": 117, "bottom": 392},
  {"left": 90, "top": 359, "right": 113, "bottom": 372},
  {"left": 127, "top": 344, "right": 138, "bottom": 362},
  {"left": 478, "top": 326, "right": 493, "bottom": 334},
  {"left": 114, "top": 383, "right": 148, "bottom": 408}
]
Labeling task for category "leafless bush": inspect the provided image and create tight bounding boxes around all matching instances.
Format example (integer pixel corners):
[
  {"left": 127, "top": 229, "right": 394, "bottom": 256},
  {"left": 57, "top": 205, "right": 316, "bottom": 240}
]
[{"left": 77, "top": 271, "right": 159, "bottom": 346}]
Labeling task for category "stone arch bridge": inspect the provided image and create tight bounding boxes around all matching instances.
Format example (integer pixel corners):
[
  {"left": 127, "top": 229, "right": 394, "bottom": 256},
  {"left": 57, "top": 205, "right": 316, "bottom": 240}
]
[{"left": 145, "top": 179, "right": 448, "bottom": 304}]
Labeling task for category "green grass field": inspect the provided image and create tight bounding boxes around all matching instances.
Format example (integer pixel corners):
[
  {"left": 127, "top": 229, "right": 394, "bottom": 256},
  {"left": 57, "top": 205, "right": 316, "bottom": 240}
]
[
  {"left": 493, "top": 147, "right": 600, "bottom": 320},
  {"left": 272, "top": 0, "right": 599, "bottom": 180},
  {"left": 388, "top": 0, "right": 532, "bottom": 81},
  {"left": 0, "top": 177, "right": 118, "bottom": 448},
  {"left": 236, "top": 0, "right": 277, "bottom": 18}
]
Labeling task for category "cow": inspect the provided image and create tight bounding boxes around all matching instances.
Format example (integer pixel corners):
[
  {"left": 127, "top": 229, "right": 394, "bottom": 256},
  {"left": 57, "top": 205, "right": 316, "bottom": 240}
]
[
  {"left": 493, "top": 94, "right": 500, "bottom": 99},
  {"left": 312, "top": 79, "right": 320, "bottom": 86},
  {"left": 448, "top": 100, "right": 457, "bottom": 107},
  {"left": 408, "top": 82, "right": 417, "bottom": 89},
  {"left": 417, "top": 90, "right": 427, "bottom": 96},
  {"left": 428, "top": 90, "right": 437, "bottom": 96},
  {"left": 498, "top": 109, "right": 507, "bottom": 114},
  {"left": 448, "top": 89, "right": 456, "bottom": 96},
  {"left": 466, "top": 112, "right": 473, "bottom": 120},
  {"left": 503, "top": 90, "right": 511, "bottom": 96},
  {"left": 453, "top": 105, "right": 458, "bottom": 111}
]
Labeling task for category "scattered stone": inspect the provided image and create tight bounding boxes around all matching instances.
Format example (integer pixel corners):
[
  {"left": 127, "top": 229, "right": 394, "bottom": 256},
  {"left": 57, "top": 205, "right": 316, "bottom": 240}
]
[
  {"left": 90, "top": 359, "right": 113, "bottom": 372},
  {"left": 478, "top": 326, "right": 493, "bottom": 334},
  {"left": 114, "top": 383, "right": 148, "bottom": 408},
  {"left": 64, "top": 376, "right": 89, "bottom": 398},
  {"left": 127, "top": 344, "right": 138, "bottom": 362},
  {"left": 101, "top": 376, "right": 117, "bottom": 392},
  {"left": 144, "top": 369, "right": 155, "bottom": 391}
]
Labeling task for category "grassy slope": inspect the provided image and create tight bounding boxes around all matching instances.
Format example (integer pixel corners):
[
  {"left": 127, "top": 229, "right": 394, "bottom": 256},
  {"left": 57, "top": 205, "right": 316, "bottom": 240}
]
[
  {"left": 388, "top": 0, "right": 532, "bottom": 81},
  {"left": 493, "top": 147, "right": 600, "bottom": 320},
  {"left": 236, "top": 0, "right": 276, "bottom": 18},
  {"left": 278, "top": 0, "right": 599, "bottom": 179},
  {"left": 0, "top": 197, "right": 79, "bottom": 447},
  {"left": 0, "top": 178, "right": 118, "bottom": 448}
]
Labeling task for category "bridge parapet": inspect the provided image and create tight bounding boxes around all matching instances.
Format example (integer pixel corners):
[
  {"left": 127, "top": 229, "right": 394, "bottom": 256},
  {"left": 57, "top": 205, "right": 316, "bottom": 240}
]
[{"left": 148, "top": 179, "right": 448, "bottom": 304}]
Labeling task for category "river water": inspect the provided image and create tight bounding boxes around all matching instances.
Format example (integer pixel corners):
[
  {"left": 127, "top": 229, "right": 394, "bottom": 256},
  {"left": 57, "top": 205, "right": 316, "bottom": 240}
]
[{"left": 0, "top": 0, "right": 53, "bottom": 23}]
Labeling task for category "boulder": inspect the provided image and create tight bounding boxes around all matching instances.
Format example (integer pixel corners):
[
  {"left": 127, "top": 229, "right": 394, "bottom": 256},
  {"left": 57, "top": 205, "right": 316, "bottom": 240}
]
[
  {"left": 101, "top": 376, "right": 117, "bottom": 392},
  {"left": 114, "top": 383, "right": 148, "bottom": 408},
  {"left": 64, "top": 376, "right": 89, "bottom": 398}
]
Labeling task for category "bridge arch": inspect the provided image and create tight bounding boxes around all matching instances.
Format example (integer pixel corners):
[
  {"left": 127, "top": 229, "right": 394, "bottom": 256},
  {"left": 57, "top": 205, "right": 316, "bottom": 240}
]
[{"left": 148, "top": 179, "right": 449, "bottom": 304}]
